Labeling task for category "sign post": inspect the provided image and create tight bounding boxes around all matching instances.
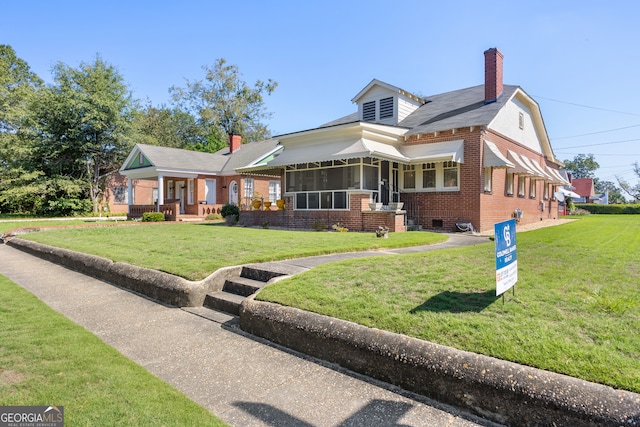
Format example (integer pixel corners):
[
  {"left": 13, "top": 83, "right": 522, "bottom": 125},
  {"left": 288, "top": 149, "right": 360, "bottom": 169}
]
[{"left": 494, "top": 219, "right": 517, "bottom": 297}]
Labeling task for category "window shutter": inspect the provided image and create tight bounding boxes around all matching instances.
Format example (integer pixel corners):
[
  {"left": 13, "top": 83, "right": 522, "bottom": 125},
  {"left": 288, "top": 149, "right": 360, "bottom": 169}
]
[
  {"left": 379, "top": 97, "right": 394, "bottom": 119},
  {"left": 363, "top": 101, "right": 375, "bottom": 121}
]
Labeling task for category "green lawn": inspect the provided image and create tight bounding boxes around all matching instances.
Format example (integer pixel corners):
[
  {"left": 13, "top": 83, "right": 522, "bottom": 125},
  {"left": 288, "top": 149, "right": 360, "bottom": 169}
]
[
  {"left": 20, "top": 223, "right": 448, "bottom": 280},
  {"left": 0, "top": 274, "right": 227, "bottom": 426},
  {"left": 257, "top": 215, "right": 640, "bottom": 393}
]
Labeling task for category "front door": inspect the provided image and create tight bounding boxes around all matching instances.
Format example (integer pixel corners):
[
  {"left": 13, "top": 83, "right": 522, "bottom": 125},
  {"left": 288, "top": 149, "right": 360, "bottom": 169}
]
[{"left": 229, "top": 180, "right": 238, "bottom": 205}]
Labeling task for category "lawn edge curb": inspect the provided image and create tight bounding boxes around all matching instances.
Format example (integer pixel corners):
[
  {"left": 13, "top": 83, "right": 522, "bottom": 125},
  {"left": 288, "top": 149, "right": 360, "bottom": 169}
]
[
  {"left": 7, "top": 238, "right": 207, "bottom": 307},
  {"left": 240, "top": 298, "right": 640, "bottom": 427}
]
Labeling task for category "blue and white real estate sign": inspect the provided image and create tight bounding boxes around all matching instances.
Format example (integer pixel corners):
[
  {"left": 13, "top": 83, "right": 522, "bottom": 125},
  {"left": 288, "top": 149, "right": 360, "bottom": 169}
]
[{"left": 494, "top": 219, "right": 518, "bottom": 296}]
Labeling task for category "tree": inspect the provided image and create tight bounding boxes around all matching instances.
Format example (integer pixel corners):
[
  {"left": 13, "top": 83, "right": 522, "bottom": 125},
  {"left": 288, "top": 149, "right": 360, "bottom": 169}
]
[
  {"left": 0, "top": 45, "right": 42, "bottom": 199},
  {"left": 617, "top": 161, "right": 640, "bottom": 202},
  {"left": 0, "top": 45, "right": 42, "bottom": 133},
  {"left": 170, "top": 58, "right": 277, "bottom": 145},
  {"left": 132, "top": 103, "right": 207, "bottom": 149},
  {"left": 563, "top": 154, "right": 599, "bottom": 179},
  {"left": 594, "top": 179, "right": 626, "bottom": 204},
  {"left": 29, "top": 56, "right": 135, "bottom": 213}
]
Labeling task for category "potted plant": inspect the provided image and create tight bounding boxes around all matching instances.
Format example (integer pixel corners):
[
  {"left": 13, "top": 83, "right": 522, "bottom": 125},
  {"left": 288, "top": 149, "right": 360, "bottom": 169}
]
[
  {"left": 276, "top": 199, "right": 285, "bottom": 210},
  {"left": 251, "top": 193, "right": 262, "bottom": 210}
]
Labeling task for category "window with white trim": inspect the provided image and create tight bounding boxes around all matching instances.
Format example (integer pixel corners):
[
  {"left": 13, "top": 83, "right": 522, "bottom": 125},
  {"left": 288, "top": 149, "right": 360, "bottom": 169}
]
[
  {"left": 529, "top": 179, "right": 537, "bottom": 198},
  {"left": 268, "top": 180, "right": 280, "bottom": 203},
  {"left": 187, "top": 179, "right": 194, "bottom": 205},
  {"left": 518, "top": 176, "right": 526, "bottom": 197},
  {"left": 543, "top": 183, "right": 549, "bottom": 200},
  {"left": 506, "top": 173, "right": 514, "bottom": 195},
  {"left": 484, "top": 167, "right": 492, "bottom": 193},
  {"left": 443, "top": 161, "right": 459, "bottom": 188},
  {"left": 422, "top": 163, "right": 436, "bottom": 189},
  {"left": 403, "top": 164, "right": 416, "bottom": 189},
  {"left": 519, "top": 112, "right": 525, "bottom": 129},
  {"left": 244, "top": 177, "right": 254, "bottom": 206}
]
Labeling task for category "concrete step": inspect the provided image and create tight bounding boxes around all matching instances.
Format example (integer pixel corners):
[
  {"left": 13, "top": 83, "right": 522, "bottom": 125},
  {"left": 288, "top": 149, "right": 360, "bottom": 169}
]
[
  {"left": 223, "top": 276, "right": 266, "bottom": 297},
  {"left": 181, "top": 306, "right": 238, "bottom": 325},
  {"left": 204, "top": 291, "right": 246, "bottom": 316},
  {"left": 240, "top": 265, "right": 288, "bottom": 282}
]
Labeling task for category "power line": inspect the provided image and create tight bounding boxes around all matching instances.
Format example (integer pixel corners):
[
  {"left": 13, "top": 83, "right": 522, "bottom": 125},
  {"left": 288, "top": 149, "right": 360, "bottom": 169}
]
[
  {"left": 551, "top": 123, "right": 640, "bottom": 140},
  {"left": 556, "top": 138, "right": 640, "bottom": 150},
  {"left": 534, "top": 95, "right": 640, "bottom": 117}
]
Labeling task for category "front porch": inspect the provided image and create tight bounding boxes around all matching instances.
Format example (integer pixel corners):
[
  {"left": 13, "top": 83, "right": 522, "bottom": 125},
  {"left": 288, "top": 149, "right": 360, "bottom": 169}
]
[{"left": 127, "top": 201, "right": 225, "bottom": 221}]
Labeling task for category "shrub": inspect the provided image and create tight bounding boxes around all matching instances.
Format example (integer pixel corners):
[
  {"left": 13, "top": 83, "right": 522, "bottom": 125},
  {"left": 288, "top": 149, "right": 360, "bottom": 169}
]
[
  {"left": 225, "top": 214, "right": 238, "bottom": 226},
  {"left": 205, "top": 213, "right": 223, "bottom": 220},
  {"left": 221, "top": 203, "right": 240, "bottom": 219},
  {"left": 575, "top": 203, "right": 640, "bottom": 214},
  {"left": 141, "top": 212, "right": 165, "bottom": 222}
]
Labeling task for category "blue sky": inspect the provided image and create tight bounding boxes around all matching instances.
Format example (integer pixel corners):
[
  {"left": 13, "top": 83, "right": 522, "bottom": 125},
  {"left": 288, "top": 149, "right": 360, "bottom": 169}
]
[{"left": 3, "top": 0, "right": 640, "bottom": 188}]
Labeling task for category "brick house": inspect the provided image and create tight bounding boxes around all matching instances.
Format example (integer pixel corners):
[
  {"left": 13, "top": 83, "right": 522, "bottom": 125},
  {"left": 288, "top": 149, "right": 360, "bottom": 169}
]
[
  {"left": 118, "top": 136, "right": 282, "bottom": 220},
  {"left": 239, "top": 48, "right": 570, "bottom": 233}
]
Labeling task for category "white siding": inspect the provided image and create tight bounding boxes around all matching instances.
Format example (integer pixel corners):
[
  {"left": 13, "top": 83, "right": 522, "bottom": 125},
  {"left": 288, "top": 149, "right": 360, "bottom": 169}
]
[
  {"left": 489, "top": 98, "right": 544, "bottom": 154},
  {"left": 356, "top": 85, "right": 421, "bottom": 125},
  {"left": 397, "top": 97, "right": 422, "bottom": 122}
]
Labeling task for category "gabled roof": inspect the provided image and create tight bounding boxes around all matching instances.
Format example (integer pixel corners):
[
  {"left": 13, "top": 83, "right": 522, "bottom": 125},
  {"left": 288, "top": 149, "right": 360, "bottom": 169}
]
[
  {"left": 571, "top": 178, "right": 595, "bottom": 197},
  {"left": 399, "top": 84, "right": 519, "bottom": 135},
  {"left": 120, "top": 139, "right": 281, "bottom": 179},
  {"left": 351, "top": 79, "right": 425, "bottom": 104},
  {"left": 321, "top": 84, "right": 519, "bottom": 136}
]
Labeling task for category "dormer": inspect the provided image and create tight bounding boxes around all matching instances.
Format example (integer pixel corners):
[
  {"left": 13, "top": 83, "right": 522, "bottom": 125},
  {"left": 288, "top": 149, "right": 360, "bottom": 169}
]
[{"left": 351, "top": 79, "right": 425, "bottom": 126}]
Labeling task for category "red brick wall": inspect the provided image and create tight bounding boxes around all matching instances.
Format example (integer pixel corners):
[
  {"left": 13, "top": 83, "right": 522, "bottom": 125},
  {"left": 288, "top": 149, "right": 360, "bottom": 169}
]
[
  {"left": 400, "top": 127, "right": 560, "bottom": 234},
  {"left": 239, "top": 192, "right": 406, "bottom": 232}
]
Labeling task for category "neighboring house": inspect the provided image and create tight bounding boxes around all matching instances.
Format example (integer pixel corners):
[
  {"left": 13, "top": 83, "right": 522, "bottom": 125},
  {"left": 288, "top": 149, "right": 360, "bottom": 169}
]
[
  {"left": 240, "top": 48, "right": 570, "bottom": 233},
  {"left": 570, "top": 178, "right": 596, "bottom": 203},
  {"left": 103, "top": 172, "right": 155, "bottom": 215},
  {"left": 118, "top": 135, "right": 282, "bottom": 220}
]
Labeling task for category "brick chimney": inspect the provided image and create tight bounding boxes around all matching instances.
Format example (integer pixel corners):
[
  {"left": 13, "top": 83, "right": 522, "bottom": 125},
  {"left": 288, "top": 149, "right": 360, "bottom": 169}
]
[
  {"left": 229, "top": 134, "right": 242, "bottom": 153},
  {"left": 484, "top": 48, "right": 504, "bottom": 104}
]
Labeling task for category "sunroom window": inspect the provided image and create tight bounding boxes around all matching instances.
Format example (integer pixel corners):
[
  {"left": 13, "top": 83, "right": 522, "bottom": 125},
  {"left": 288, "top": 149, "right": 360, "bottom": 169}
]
[{"left": 403, "top": 164, "right": 416, "bottom": 189}]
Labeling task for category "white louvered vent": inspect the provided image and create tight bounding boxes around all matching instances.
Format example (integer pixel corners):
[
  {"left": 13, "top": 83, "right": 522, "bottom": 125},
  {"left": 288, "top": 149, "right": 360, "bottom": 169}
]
[
  {"left": 379, "top": 97, "right": 394, "bottom": 119},
  {"left": 362, "top": 101, "right": 376, "bottom": 121}
]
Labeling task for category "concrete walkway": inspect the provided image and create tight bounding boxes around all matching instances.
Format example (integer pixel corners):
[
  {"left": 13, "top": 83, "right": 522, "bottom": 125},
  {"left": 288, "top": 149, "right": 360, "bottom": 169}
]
[{"left": 0, "top": 243, "right": 498, "bottom": 427}]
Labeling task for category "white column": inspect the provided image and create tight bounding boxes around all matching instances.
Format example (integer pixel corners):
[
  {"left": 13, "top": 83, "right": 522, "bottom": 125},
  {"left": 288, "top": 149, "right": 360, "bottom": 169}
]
[
  {"left": 127, "top": 178, "right": 133, "bottom": 209},
  {"left": 157, "top": 174, "right": 164, "bottom": 211}
]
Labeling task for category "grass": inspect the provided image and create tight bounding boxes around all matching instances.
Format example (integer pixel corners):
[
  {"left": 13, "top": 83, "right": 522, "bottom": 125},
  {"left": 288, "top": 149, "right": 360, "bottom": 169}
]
[
  {"left": 257, "top": 215, "right": 640, "bottom": 393},
  {"left": 0, "top": 274, "right": 227, "bottom": 426},
  {"left": 20, "top": 223, "right": 448, "bottom": 280},
  {"left": 11, "top": 215, "right": 640, "bottom": 393}
]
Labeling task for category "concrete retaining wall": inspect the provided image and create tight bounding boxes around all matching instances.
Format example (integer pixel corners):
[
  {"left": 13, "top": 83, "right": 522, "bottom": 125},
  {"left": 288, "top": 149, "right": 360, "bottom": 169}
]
[
  {"left": 5, "top": 238, "right": 241, "bottom": 307},
  {"left": 240, "top": 298, "right": 640, "bottom": 427}
]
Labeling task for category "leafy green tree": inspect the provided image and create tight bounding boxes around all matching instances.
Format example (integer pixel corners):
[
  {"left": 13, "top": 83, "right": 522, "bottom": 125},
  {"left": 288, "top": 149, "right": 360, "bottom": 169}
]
[
  {"left": 0, "top": 45, "right": 42, "bottom": 208},
  {"left": 132, "top": 103, "right": 207, "bottom": 148},
  {"left": 29, "top": 56, "right": 135, "bottom": 213},
  {"left": 0, "top": 45, "right": 42, "bottom": 133},
  {"left": 617, "top": 162, "right": 640, "bottom": 202},
  {"left": 170, "top": 58, "right": 277, "bottom": 145},
  {"left": 594, "top": 179, "right": 626, "bottom": 204},
  {"left": 563, "top": 154, "right": 599, "bottom": 179}
]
